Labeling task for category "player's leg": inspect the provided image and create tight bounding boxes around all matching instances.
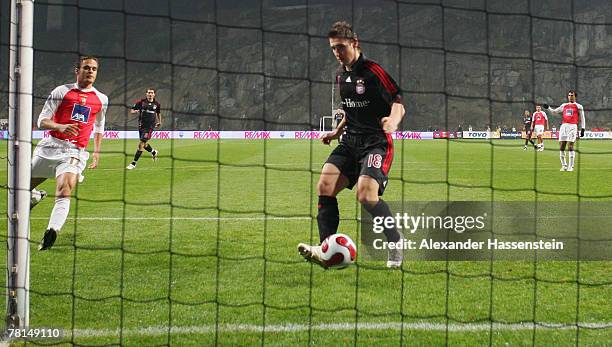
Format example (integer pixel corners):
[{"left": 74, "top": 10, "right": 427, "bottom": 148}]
[
  {"left": 298, "top": 145, "right": 355, "bottom": 268},
  {"left": 30, "top": 145, "right": 55, "bottom": 209},
  {"left": 39, "top": 172, "right": 78, "bottom": 250},
  {"left": 127, "top": 139, "right": 147, "bottom": 169},
  {"left": 316, "top": 163, "right": 349, "bottom": 242},
  {"left": 356, "top": 176, "right": 401, "bottom": 245},
  {"left": 559, "top": 141, "right": 568, "bottom": 171},
  {"left": 357, "top": 138, "right": 403, "bottom": 268},
  {"left": 527, "top": 130, "right": 535, "bottom": 147},
  {"left": 567, "top": 141, "right": 576, "bottom": 171},
  {"left": 536, "top": 131, "right": 544, "bottom": 151},
  {"left": 141, "top": 131, "right": 158, "bottom": 161},
  {"left": 356, "top": 176, "right": 403, "bottom": 268}
]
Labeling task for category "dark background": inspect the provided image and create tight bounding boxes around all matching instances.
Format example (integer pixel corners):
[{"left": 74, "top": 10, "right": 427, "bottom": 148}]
[{"left": 1, "top": 0, "right": 611, "bottom": 131}]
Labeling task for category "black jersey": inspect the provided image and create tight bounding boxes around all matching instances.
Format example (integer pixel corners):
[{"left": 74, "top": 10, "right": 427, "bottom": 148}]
[
  {"left": 523, "top": 114, "right": 532, "bottom": 129},
  {"left": 336, "top": 54, "right": 401, "bottom": 135},
  {"left": 133, "top": 99, "right": 161, "bottom": 127}
]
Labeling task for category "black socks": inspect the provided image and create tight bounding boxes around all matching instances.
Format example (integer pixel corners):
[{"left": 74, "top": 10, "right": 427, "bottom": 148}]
[
  {"left": 317, "top": 196, "right": 339, "bottom": 243},
  {"left": 364, "top": 199, "right": 401, "bottom": 242}
]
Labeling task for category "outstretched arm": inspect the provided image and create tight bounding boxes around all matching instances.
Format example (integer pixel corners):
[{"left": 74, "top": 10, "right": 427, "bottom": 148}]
[
  {"left": 321, "top": 115, "right": 346, "bottom": 145},
  {"left": 543, "top": 103, "right": 564, "bottom": 115},
  {"left": 88, "top": 132, "right": 103, "bottom": 169},
  {"left": 381, "top": 97, "right": 405, "bottom": 133},
  {"left": 39, "top": 118, "right": 79, "bottom": 136}
]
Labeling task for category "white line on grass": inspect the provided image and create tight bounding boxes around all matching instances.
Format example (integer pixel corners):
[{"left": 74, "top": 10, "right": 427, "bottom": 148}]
[
  {"left": 66, "top": 321, "right": 612, "bottom": 338},
  {"left": 22, "top": 215, "right": 612, "bottom": 221},
  {"left": 96, "top": 165, "right": 610, "bottom": 171},
  {"left": 25, "top": 216, "right": 312, "bottom": 221}
]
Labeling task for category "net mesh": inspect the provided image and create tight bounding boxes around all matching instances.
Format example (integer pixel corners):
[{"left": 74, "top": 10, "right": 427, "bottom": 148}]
[{"left": 1, "top": 0, "right": 611, "bottom": 345}]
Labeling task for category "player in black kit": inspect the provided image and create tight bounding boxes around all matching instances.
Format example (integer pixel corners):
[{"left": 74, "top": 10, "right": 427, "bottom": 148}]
[
  {"left": 298, "top": 21, "right": 406, "bottom": 269},
  {"left": 127, "top": 89, "right": 161, "bottom": 170},
  {"left": 523, "top": 109, "right": 536, "bottom": 150}
]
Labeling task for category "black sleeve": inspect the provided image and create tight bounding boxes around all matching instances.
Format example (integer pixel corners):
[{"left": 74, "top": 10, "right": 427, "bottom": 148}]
[
  {"left": 156, "top": 102, "right": 161, "bottom": 114},
  {"left": 132, "top": 100, "right": 142, "bottom": 111},
  {"left": 369, "top": 64, "right": 401, "bottom": 104}
]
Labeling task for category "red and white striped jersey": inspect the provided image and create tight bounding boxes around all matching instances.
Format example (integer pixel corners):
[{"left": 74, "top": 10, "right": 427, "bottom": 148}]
[
  {"left": 531, "top": 111, "right": 548, "bottom": 126},
  {"left": 550, "top": 102, "right": 585, "bottom": 127},
  {"left": 37, "top": 83, "right": 108, "bottom": 148}
]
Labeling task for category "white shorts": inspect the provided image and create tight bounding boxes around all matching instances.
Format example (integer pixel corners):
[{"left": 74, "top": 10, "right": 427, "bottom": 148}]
[
  {"left": 534, "top": 125, "right": 545, "bottom": 136},
  {"left": 558, "top": 123, "right": 578, "bottom": 142},
  {"left": 31, "top": 136, "right": 89, "bottom": 181}
]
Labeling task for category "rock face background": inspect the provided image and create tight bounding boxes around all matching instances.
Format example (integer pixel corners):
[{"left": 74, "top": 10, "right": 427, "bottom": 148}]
[{"left": 1, "top": 0, "right": 611, "bottom": 131}]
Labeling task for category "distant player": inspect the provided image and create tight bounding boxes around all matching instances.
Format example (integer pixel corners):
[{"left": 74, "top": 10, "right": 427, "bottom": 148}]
[
  {"left": 543, "top": 90, "right": 585, "bottom": 171},
  {"left": 523, "top": 110, "right": 536, "bottom": 150},
  {"left": 297, "top": 21, "right": 405, "bottom": 268},
  {"left": 126, "top": 88, "right": 161, "bottom": 170},
  {"left": 531, "top": 105, "right": 548, "bottom": 152},
  {"left": 31, "top": 56, "right": 108, "bottom": 250}
]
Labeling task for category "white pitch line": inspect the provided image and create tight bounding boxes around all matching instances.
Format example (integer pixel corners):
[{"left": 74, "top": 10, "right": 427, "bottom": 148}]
[
  {"left": 65, "top": 321, "right": 612, "bottom": 338},
  {"left": 25, "top": 216, "right": 312, "bottom": 221},
  {"left": 90, "top": 165, "right": 611, "bottom": 172}
]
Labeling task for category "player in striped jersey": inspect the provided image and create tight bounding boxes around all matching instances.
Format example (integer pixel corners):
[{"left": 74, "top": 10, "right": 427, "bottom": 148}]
[
  {"left": 30, "top": 56, "right": 108, "bottom": 250},
  {"left": 531, "top": 105, "right": 549, "bottom": 152},
  {"left": 298, "top": 21, "right": 405, "bottom": 269},
  {"left": 543, "top": 90, "right": 585, "bottom": 172}
]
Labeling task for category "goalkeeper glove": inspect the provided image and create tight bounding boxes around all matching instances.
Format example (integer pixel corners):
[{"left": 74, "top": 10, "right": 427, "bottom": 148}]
[
  {"left": 542, "top": 104, "right": 549, "bottom": 110},
  {"left": 580, "top": 128, "right": 585, "bottom": 137}
]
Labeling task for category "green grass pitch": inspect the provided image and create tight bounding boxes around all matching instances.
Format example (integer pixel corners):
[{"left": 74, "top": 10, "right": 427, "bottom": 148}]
[{"left": 1, "top": 139, "right": 611, "bottom": 346}]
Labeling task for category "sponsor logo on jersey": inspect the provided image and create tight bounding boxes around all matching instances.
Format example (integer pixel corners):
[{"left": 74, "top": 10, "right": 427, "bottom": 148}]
[
  {"left": 342, "top": 98, "right": 370, "bottom": 108},
  {"left": 356, "top": 79, "right": 365, "bottom": 94},
  {"left": 71, "top": 104, "right": 91, "bottom": 123},
  {"left": 566, "top": 109, "right": 574, "bottom": 115},
  {"left": 346, "top": 76, "right": 352, "bottom": 82}
]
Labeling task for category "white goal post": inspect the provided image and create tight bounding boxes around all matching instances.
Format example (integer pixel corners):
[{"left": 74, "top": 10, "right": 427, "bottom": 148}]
[{"left": 6, "top": 0, "right": 34, "bottom": 330}]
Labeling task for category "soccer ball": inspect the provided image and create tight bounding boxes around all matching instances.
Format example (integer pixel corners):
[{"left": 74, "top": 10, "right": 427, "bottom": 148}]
[{"left": 320, "top": 233, "right": 357, "bottom": 269}]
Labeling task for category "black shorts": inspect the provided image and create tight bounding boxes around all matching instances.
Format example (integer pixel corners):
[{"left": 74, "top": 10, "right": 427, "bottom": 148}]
[
  {"left": 325, "top": 132, "right": 394, "bottom": 196},
  {"left": 525, "top": 126, "right": 532, "bottom": 138},
  {"left": 139, "top": 126, "right": 154, "bottom": 142}
]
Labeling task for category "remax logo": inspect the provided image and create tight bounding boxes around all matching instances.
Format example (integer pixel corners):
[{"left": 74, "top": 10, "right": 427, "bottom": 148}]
[
  {"left": 104, "top": 131, "right": 120, "bottom": 139},
  {"left": 194, "top": 131, "right": 220, "bottom": 139},
  {"left": 152, "top": 131, "right": 171, "bottom": 139},
  {"left": 245, "top": 131, "right": 271, "bottom": 139},
  {"left": 394, "top": 131, "right": 422, "bottom": 139},
  {"left": 294, "top": 131, "right": 320, "bottom": 139}
]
